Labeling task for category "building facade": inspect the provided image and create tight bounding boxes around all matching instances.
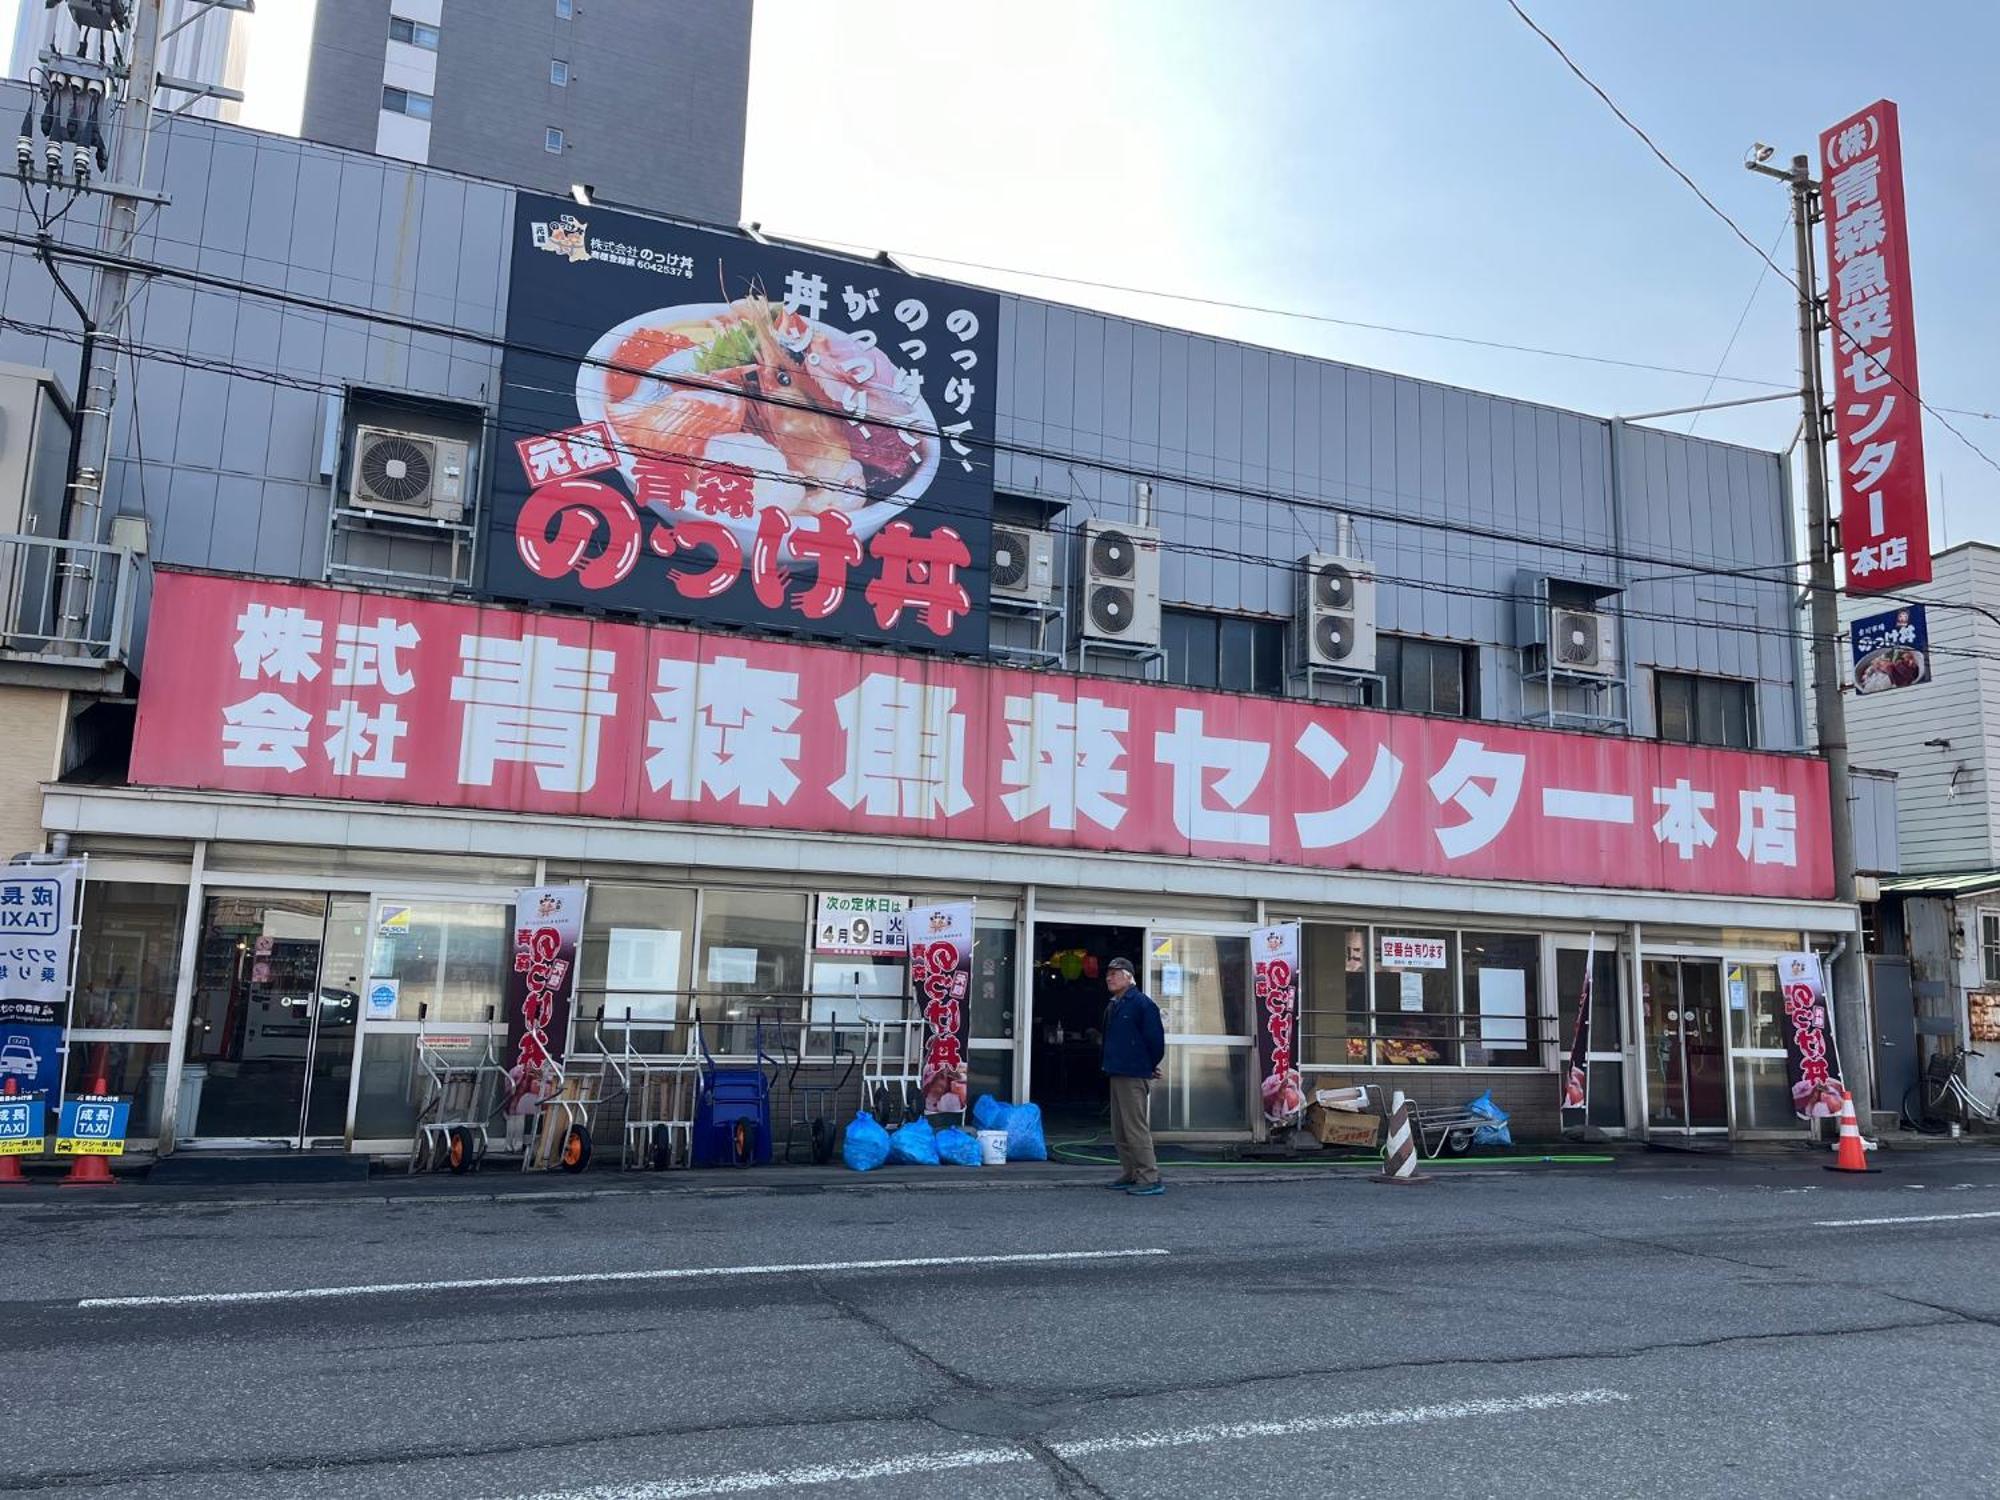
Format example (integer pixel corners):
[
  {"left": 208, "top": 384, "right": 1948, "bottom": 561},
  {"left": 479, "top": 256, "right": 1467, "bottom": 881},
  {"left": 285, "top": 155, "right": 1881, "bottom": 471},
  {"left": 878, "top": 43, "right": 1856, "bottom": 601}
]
[
  {"left": 1844, "top": 543, "right": 2000, "bottom": 1116},
  {"left": 300, "top": 0, "right": 752, "bottom": 223},
  {"left": 0, "top": 95, "right": 1865, "bottom": 1159}
]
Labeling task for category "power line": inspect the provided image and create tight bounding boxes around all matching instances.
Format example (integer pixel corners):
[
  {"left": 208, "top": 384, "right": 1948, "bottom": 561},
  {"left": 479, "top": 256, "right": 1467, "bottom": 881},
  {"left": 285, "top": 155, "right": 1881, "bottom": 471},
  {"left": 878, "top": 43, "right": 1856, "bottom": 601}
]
[
  {"left": 1503, "top": 0, "right": 2000, "bottom": 483},
  {"left": 1688, "top": 212, "right": 1790, "bottom": 435},
  {"left": 0, "top": 226, "right": 1829, "bottom": 588},
  {"left": 11, "top": 225, "right": 1993, "bottom": 650},
  {"left": 14, "top": 304, "right": 2000, "bottom": 680}
]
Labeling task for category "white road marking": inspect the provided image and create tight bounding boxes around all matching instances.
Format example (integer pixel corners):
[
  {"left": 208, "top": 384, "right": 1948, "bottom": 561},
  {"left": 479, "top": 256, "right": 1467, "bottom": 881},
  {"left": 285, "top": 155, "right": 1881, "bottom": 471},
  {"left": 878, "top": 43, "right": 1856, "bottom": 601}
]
[
  {"left": 524, "top": 1389, "right": 1631, "bottom": 1499},
  {"left": 1813, "top": 1209, "right": 2000, "bottom": 1228},
  {"left": 76, "top": 1248, "right": 1170, "bottom": 1310}
]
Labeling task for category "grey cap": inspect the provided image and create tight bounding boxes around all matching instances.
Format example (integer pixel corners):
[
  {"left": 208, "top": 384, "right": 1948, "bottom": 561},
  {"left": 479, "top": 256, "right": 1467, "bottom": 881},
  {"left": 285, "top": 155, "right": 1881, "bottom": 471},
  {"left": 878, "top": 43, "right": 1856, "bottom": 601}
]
[{"left": 1107, "top": 957, "right": 1136, "bottom": 975}]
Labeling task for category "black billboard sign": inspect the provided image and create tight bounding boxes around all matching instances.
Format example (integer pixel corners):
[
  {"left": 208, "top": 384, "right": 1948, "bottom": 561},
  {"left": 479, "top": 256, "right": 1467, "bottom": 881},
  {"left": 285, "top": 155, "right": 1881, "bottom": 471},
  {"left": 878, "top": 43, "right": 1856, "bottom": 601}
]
[{"left": 487, "top": 195, "right": 997, "bottom": 652}]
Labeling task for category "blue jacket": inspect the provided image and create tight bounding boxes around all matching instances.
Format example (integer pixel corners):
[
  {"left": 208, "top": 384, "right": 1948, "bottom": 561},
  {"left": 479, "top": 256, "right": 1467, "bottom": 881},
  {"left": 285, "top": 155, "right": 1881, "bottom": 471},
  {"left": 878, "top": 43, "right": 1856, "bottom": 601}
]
[{"left": 1102, "top": 987, "right": 1166, "bottom": 1078}]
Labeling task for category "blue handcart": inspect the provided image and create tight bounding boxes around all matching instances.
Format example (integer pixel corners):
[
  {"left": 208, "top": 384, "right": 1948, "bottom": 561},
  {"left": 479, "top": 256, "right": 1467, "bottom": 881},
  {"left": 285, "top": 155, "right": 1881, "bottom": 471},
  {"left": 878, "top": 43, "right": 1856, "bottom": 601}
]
[{"left": 691, "top": 1010, "right": 776, "bottom": 1168}]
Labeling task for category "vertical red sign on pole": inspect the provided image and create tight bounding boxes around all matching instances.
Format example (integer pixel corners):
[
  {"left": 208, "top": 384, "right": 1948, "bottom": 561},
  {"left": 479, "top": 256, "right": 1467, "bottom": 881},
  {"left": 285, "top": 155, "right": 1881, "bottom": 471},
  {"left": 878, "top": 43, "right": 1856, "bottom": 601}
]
[{"left": 1819, "top": 99, "right": 1931, "bottom": 592}]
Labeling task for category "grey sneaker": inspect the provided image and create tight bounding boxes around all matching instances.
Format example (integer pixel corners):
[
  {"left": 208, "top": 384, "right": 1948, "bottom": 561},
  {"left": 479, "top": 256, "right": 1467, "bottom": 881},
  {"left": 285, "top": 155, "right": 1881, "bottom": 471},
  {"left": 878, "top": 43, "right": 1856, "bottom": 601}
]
[
  {"left": 1104, "top": 1178, "right": 1136, "bottom": 1189},
  {"left": 1125, "top": 1182, "right": 1166, "bottom": 1197}
]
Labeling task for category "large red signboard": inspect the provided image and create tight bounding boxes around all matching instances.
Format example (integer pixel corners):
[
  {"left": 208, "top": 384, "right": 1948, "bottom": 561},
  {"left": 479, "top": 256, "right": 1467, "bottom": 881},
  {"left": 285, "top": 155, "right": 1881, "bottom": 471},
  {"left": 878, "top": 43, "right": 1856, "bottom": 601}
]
[
  {"left": 130, "top": 572, "right": 1835, "bottom": 901},
  {"left": 1819, "top": 99, "right": 1931, "bottom": 592}
]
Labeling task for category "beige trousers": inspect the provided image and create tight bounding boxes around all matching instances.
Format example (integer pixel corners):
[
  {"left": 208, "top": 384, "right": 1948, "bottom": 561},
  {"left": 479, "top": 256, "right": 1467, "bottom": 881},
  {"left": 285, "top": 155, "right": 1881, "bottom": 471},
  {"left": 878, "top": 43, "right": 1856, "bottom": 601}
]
[{"left": 1107, "top": 1075, "right": 1160, "bottom": 1186}]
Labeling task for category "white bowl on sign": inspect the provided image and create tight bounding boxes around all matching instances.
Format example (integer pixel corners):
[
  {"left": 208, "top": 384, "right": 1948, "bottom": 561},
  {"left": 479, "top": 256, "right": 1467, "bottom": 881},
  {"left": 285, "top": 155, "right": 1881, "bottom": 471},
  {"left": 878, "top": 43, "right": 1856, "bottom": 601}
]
[{"left": 574, "top": 301, "right": 944, "bottom": 552}]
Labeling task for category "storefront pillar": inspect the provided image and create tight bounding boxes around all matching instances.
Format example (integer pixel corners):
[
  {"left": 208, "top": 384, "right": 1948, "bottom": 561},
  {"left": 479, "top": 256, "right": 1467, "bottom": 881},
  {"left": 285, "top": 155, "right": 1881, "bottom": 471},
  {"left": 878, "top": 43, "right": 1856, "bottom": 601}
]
[
  {"left": 1017, "top": 883, "right": 1037, "bottom": 1104},
  {"left": 1624, "top": 920, "right": 1646, "bottom": 1134},
  {"left": 153, "top": 838, "right": 207, "bottom": 1155}
]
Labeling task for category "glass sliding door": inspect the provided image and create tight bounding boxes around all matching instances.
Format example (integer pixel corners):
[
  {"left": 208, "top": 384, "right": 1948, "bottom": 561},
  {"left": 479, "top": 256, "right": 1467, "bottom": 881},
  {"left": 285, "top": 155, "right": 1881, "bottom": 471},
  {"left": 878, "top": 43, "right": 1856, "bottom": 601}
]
[
  {"left": 1555, "top": 941, "right": 1625, "bottom": 1130},
  {"left": 1642, "top": 958, "right": 1728, "bottom": 1132},
  {"left": 187, "top": 892, "right": 366, "bottom": 1146},
  {"left": 1146, "top": 930, "right": 1252, "bottom": 1133}
]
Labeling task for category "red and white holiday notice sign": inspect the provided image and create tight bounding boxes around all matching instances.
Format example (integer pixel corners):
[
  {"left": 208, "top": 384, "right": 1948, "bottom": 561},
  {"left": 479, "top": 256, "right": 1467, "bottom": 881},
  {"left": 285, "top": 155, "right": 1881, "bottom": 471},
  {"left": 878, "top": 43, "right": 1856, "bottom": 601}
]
[
  {"left": 1820, "top": 99, "right": 1930, "bottom": 592},
  {"left": 130, "top": 571, "right": 1835, "bottom": 901}
]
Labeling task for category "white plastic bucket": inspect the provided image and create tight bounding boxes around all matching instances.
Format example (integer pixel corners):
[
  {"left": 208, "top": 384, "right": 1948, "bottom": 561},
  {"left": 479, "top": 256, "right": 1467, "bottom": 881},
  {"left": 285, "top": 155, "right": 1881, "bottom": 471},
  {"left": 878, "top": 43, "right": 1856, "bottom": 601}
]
[{"left": 977, "top": 1129, "right": 1008, "bottom": 1166}]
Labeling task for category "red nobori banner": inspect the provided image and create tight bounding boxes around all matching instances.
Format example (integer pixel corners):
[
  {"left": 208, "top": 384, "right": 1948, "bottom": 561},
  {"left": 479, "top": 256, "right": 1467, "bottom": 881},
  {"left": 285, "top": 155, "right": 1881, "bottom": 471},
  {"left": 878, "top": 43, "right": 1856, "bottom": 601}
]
[
  {"left": 130, "top": 572, "right": 1835, "bottom": 900},
  {"left": 1820, "top": 100, "right": 1930, "bottom": 593}
]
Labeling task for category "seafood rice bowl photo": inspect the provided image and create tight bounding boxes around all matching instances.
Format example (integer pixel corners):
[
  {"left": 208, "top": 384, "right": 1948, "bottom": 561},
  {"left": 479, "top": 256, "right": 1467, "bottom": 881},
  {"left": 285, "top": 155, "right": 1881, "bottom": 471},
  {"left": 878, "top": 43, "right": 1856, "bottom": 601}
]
[{"left": 575, "top": 294, "right": 944, "bottom": 548}]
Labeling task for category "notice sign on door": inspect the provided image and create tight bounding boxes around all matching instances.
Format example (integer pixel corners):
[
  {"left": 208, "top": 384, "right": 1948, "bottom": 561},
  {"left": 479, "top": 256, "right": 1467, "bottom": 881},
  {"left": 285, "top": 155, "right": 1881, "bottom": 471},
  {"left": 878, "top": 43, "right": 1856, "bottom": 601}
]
[{"left": 1379, "top": 935, "right": 1448, "bottom": 970}]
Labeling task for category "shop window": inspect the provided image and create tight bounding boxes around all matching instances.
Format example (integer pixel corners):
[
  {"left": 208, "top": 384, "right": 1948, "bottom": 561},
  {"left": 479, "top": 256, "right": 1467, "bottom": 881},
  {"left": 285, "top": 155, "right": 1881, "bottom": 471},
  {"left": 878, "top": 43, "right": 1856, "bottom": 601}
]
[
  {"left": 696, "top": 889, "right": 807, "bottom": 1020},
  {"left": 1460, "top": 932, "right": 1539, "bottom": 1066},
  {"left": 579, "top": 885, "right": 695, "bottom": 1030},
  {"left": 64, "top": 1040, "right": 170, "bottom": 1139},
  {"left": 1300, "top": 923, "right": 1371, "bottom": 1065},
  {"left": 369, "top": 900, "right": 509, "bottom": 1022},
  {"left": 1152, "top": 932, "right": 1249, "bottom": 1036},
  {"left": 73, "top": 882, "right": 185, "bottom": 1031},
  {"left": 1655, "top": 671, "right": 1756, "bottom": 749},
  {"left": 382, "top": 85, "right": 434, "bottom": 119},
  {"left": 1376, "top": 635, "right": 1477, "bottom": 718},
  {"left": 970, "top": 926, "right": 1017, "bottom": 1042},
  {"left": 1372, "top": 929, "right": 1458, "bottom": 1066},
  {"left": 1982, "top": 911, "right": 2000, "bottom": 986},
  {"left": 389, "top": 16, "right": 441, "bottom": 49},
  {"left": 1162, "top": 609, "right": 1285, "bottom": 695}
]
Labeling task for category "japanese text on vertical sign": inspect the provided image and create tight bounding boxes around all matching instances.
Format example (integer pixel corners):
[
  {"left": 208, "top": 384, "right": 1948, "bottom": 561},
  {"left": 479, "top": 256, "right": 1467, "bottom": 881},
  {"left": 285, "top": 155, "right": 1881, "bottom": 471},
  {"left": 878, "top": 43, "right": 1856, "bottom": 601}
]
[{"left": 1819, "top": 100, "right": 1931, "bottom": 591}]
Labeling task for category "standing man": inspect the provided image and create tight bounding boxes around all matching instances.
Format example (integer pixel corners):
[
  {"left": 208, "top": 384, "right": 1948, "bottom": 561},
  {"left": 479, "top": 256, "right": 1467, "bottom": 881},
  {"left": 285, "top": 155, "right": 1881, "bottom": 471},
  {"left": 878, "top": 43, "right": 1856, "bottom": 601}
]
[{"left": 1102, "top": 956, "right": 1166, "bottom": 1196}]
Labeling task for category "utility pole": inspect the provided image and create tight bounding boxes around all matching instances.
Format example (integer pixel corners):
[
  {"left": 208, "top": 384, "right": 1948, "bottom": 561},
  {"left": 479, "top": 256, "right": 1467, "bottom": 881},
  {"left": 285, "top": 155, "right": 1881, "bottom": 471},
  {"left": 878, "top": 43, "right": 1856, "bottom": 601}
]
[
  {"left": 54, "top": 0, "right": 163, "bottom": 646},
  {"left": 1750, "top": 147, "right": 1873, "bottom": 1118}
]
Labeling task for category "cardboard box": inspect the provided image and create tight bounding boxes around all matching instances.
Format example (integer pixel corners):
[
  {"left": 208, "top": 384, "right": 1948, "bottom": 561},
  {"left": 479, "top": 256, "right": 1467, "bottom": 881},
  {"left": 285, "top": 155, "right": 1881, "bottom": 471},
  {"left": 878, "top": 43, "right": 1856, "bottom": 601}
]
[{"left": 1305, "top": 1104, "right": 1381, "bottom": 1148}]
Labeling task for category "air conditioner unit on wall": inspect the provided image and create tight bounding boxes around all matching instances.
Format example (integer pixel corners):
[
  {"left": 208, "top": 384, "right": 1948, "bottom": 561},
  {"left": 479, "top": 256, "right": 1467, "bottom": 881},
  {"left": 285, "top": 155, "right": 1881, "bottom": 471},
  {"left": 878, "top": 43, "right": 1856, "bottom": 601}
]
[
  {"left": 1294, "top": 552, "right": 1378, "bottom": 673},
  {"left": 991, "top": 523, "right": 1056, "bottom": 604},
  {"left": 348, "top": 426, "right": 469, "bottom": 522},
  {"left": 1077, "top": 519, "right": 1161, "bottom": 647},
  {"left": 1546, "top": 604, "right": 1619, "bottom": 677}
]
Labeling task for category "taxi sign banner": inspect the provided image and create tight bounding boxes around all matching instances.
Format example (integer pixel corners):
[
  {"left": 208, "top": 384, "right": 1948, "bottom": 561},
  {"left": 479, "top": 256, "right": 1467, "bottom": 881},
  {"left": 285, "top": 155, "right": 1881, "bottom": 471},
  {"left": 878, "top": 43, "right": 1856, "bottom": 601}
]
[{"left": 55, "top": 1093, "right": 131, "bottom": 1156}]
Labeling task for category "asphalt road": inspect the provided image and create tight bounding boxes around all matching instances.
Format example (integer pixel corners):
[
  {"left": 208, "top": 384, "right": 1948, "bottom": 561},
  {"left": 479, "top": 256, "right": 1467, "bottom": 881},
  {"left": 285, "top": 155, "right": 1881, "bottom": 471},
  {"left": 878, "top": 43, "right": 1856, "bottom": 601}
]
[{"left": 7, "top": 1151, "right": 2000, "bottom": 1498}]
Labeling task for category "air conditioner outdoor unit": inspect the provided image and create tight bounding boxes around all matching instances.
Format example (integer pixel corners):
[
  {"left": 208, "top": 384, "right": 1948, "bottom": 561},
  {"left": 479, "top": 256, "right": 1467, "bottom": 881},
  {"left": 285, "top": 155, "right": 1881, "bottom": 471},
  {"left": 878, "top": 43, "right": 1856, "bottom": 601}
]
[
  {"left": 990, "top": 523, "right": 1056, "bottom": 604},
  {"left": 1546, "top": 604, "right": 1619, "bottom": 677},
  {"left": 348, "top": 426, "right": 469, "bottom": 522},
  {"left": 1294, "top": 552, "right": 1377, "bottom": 673},
  {"left": 1077, "top": 519, "right": 1161, "bottom": 647}
]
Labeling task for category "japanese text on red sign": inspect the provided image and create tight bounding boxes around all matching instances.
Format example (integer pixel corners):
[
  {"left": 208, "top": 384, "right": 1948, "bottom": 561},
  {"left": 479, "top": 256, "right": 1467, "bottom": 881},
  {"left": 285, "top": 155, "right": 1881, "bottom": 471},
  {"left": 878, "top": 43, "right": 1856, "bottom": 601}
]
[{"left": 1819, "top": 101, "right": 1931, "bottom": 591}]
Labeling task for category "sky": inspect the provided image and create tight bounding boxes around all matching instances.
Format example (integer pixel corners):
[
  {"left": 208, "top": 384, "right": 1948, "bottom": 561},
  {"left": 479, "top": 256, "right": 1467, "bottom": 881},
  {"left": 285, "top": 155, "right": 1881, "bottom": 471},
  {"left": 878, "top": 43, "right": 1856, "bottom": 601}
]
[{"left": 5, "top": 0, "right": 1993, "bottom": 548}]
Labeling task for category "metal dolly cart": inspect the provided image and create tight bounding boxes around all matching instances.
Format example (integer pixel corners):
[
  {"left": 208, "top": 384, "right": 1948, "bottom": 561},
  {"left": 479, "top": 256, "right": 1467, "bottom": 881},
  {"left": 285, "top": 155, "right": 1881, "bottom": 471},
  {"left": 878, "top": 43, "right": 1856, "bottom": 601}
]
[
  {"left": 594, "top": 1008, "right": 700, "bottom": 1170},
  {"left": 409, "top": 1004, "right": 503, "bottom": 1174},
  {"left": 860, "top": 1015, "right": 924, "bottom": 1126},
  {"left": 782, "top": 1011, "right": 860, "bottom": 1164},
  {"left": 523, "top": 1047, "right": 602, "bottom": 1173}
]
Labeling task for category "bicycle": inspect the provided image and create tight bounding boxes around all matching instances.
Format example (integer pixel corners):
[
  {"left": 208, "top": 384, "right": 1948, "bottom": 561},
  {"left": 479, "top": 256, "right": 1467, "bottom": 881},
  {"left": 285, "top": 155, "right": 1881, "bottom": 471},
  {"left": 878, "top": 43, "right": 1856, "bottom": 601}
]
[{"left": 1901, "top": 1044, "right": 2000, "bottom": 1134}]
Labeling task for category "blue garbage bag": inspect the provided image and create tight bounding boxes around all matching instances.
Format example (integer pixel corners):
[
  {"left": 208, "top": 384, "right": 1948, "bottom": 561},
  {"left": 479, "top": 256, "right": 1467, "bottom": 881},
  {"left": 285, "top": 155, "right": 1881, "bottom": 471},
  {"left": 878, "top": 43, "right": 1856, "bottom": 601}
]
[
  {"left": 842, "top": 1110, "right": 892, "bottom": 1172},
  {"left": 888, "top": 1116, "right": 941, "bottom": 1166},
  {"left": 934, "top": 1126, "right": 982, "bottom": 1167},
  {"left": 972, "top": 1093, "right": 1010, "bottom": 1132},
  {"left": 1466, "top": 1090, "right": 1513, "bottom": 1149},
  {"left": 1004, "top": 1100, "right": 1049, "bottom": 1162}
]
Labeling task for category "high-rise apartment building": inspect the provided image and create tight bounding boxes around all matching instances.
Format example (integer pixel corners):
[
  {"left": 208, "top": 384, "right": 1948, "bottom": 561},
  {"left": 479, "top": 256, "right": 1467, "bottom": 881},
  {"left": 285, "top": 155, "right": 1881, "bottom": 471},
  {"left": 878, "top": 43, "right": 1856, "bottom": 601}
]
[
  {"left": 301, "top": 0, "right": 751, "bottom": 223},
  {"left": 9, "top": 0, "right": 250, "bottom": 121}
]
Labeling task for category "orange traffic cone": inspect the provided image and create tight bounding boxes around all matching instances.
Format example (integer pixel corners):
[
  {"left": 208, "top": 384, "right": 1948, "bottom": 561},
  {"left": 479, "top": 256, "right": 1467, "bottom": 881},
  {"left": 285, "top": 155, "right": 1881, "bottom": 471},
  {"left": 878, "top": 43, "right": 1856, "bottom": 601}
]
[
  {"left": 1825, "top": 1088, "right": 1879, "bottom": 1174},
  {"left": 0, "top": 1077, "right": 29, "bottom": 1186},
  {"left": 60, "top": 1075, "right": 117, "bottom": 1188}
]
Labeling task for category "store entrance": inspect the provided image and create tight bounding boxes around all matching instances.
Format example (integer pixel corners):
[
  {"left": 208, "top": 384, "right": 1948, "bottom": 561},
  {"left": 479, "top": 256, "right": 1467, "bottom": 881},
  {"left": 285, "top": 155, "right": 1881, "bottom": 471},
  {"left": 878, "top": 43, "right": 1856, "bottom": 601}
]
[
  {"left": 1642, "top": 958, "right": 1728, "bottom": 1131},
  {"left": 186, "top": 893, "right": 369, "bottom": 1146},
  {"left": 1030, "top": 921, "right": 1144, "bottom": 1137}
]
